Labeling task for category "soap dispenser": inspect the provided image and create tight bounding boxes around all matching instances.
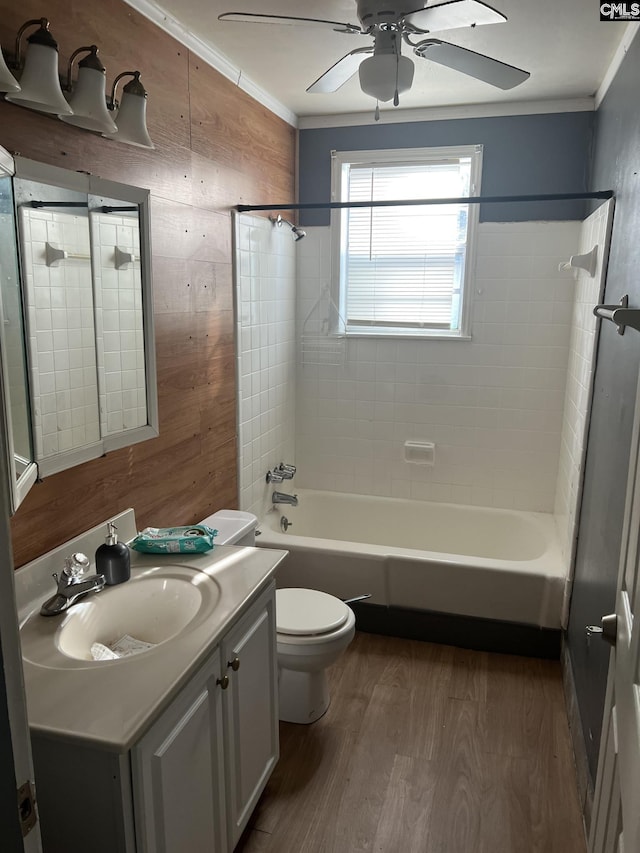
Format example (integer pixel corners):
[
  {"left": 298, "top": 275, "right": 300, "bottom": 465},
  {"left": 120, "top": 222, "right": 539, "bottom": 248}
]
[{"left": 95, "top": 522, "right": 130, "bottom": 585}]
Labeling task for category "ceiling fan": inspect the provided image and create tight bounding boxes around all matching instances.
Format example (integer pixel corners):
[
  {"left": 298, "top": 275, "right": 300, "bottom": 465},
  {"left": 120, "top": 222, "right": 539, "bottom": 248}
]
[{"left": 219, "top": 0, "right": 530, "bottom": 110}]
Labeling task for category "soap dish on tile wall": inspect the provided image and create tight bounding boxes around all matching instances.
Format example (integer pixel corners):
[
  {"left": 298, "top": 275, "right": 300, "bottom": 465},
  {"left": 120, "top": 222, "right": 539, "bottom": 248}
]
[{"left": 404, "top": 441, "right": 435, "bottom": 466}]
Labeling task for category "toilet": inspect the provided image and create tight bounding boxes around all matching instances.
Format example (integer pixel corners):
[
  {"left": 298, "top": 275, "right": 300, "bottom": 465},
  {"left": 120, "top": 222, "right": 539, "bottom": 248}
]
[
  {"left": 275, "top": 586, "right": 355, "bottom": 724},
  {"left": 200, "top": 509, "right": 356, "bottom": 724}
]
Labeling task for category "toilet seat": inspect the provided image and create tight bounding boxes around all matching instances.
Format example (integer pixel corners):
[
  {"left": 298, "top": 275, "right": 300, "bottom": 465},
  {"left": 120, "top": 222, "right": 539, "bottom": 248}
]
[{"left": 276, "top": 588, "right": 349, "bottom": 636}]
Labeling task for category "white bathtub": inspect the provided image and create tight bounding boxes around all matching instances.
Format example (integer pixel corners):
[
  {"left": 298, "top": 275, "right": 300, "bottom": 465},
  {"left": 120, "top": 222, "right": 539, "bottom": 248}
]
[{"left": 257, "top": 489, "right": 567, "bottom": 630}]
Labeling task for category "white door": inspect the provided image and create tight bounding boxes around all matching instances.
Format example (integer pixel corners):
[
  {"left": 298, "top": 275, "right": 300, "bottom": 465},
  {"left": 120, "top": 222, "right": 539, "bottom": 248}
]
[
  {"left": 589, "top": 367, "right": 640, "bottom": 853},
  {"left": 0, "top": 407, "right": 42, "bottom": 850}
]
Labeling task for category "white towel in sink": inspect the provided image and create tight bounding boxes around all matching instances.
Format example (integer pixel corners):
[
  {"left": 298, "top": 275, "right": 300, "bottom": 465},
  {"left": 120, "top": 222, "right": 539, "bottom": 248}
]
[{"left": 90, "top": 634, "right": 156, "bottom": 661}]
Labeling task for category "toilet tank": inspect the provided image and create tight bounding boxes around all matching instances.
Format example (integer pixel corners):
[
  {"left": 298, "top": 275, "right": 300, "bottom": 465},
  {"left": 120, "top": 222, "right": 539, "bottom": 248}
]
[{"left": 199, "top": 510, "right": 258, "bottom": 546}]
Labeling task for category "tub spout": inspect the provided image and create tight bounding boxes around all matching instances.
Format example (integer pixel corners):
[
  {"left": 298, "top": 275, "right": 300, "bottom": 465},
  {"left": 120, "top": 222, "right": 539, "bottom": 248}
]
[{"left": 272, "top": 491, "right": 298, "bottom": 507}]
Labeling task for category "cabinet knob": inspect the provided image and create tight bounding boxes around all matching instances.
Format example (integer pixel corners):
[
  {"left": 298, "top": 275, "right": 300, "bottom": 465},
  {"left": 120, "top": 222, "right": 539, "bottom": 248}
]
[
  {"left": 227, "top": 657, "right": 240, "bottom": 671},
  {"left": 216, "top": 675, "right": 230, "bottom": 690}
]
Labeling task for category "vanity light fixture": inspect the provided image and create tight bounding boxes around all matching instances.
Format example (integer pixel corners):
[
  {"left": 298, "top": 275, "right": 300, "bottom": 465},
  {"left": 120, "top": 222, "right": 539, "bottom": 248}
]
[
  {"left": 0, "top": 42, "right": 21, "bottom": 92},
  {"left": 59, "top": 45, "right": 117, "bottom": 134},
  {"left": 5, "top": 18, "right": 73, "bottom": 115},
  {"left": 102, "top": 71, "right": 154, "bottom": 149}
]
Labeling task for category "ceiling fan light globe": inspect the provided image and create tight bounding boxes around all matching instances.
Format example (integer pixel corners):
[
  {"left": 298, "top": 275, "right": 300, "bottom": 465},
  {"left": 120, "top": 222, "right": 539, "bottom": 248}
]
[{"left": 358, "top": 53, "right": 414, "bottom": 102}]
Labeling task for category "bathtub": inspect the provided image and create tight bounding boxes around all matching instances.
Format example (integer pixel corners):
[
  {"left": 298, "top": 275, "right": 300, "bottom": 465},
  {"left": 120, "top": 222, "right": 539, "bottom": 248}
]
[{"left": 257, "top": 490, "right": 567, "bottom": 637}]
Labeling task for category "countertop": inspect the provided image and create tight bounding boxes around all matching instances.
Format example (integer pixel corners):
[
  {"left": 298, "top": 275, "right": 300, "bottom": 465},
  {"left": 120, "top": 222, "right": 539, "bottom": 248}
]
[{"left": 16, "top": 523, "right": 288, "bottom": 752}]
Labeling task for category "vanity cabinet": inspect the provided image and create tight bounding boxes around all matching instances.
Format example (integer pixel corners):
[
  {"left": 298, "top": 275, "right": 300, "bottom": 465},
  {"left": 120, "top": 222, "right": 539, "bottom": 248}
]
[
  {"left": 31, "top": 581, "right": 279, "bottom": 853},
  {"left": 220, "top": 584, "right": 279, "bottom": 848},
  {"left": 133, "top": 582, "right": 279, "bottom": 852},
  {"left": 132, "top": 647, "right": 228, "bottom": 852}
]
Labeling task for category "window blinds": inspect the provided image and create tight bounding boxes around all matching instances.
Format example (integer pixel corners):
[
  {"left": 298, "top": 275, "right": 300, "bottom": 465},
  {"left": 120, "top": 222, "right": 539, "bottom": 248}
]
[{"left": 343, "top": 158, "right": 471, "bottom": 331}]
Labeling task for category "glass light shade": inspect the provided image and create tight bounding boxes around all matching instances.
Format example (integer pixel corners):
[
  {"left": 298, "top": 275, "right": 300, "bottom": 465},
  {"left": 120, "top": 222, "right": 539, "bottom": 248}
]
[
  {"left": 358, "top": 54, "right": 414, "bottom": 103},
  {"left": 6, "top": 42, "right": 72, "bottom": 115},
  {"left": 60, "top": 65, "right": 117, "bottom": 133},
  {"left": 0, "top": 47, "right": 20, "bottom": 92},
  {"left": 103, "top": 89, "right": 154, "bottom": 149}
]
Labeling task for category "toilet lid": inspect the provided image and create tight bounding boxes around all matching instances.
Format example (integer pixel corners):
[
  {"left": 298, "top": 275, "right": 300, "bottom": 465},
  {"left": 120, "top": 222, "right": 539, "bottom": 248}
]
[{"left": 276, "top": 588, "right": 350, "bottom": 636}]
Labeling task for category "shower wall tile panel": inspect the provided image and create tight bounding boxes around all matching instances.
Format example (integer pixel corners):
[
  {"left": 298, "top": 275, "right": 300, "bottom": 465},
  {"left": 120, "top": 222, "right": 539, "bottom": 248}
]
[
  {"left": 554, "top": 202, "right": 612, "bottom": 564},
  {"left": 235, "top": 214, "right": 296, "bottom": 518},
  {"left": 90, "top": 212, "right": 147, "bottom": 435},
  {"left": 18, "top": 208, "right": 100, "bottom": 460},
  {"left": 0, "top": 212, "right": 30, "bottom": 454},
  {"left": 295, "top": 221, "right": 581, "bottom": 512}
]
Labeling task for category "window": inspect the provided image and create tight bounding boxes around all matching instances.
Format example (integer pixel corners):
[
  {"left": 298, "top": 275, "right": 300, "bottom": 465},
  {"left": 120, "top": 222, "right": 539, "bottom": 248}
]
[{"left": 331, "top": 145, "right": 482, "bottom": 338}]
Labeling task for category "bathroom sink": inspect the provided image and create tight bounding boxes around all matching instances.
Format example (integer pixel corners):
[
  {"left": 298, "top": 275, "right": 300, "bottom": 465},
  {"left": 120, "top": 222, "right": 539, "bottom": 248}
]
[{"left": 20, "top": 565, "right": 221, "bottom": 668}]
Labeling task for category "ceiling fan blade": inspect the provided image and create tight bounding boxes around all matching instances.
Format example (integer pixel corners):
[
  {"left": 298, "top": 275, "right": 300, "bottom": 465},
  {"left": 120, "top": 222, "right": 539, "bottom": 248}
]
[
  {"left": 218, "top": 12, "right": 361, "bottom": 34},
  {"left": 415, "top": 39, "right": 529, "bottom": 89},
  {"left": 307, "top": 48, "right": 373, "bottom": 93},
  {"left": 404, "top": 0, "right": 506, "bottom": 33}
]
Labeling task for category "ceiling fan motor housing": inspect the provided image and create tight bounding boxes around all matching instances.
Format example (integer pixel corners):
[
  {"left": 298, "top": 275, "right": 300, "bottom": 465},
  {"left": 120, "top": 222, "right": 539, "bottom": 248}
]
[{"left": 356, "top": 0, "right": 421, "bottom": 29}]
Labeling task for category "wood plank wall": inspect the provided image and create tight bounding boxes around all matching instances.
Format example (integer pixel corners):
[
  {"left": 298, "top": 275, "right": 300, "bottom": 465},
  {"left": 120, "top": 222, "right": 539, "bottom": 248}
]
[{"left": 0, "top": 0, "right": 296, "bottom": 567}]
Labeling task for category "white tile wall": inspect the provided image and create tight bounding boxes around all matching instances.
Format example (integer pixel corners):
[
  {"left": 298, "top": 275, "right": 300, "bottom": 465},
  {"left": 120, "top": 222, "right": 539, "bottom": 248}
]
[
  {"left": 235, "top": 214, "right": 296, "bottom": 517},
  {"left": 554, "top": 200, "right": 614, "bottom": 563},
  {"left": 90, "top": 212, "right": 147, "bottom": 435},
  {"left": 0, "top": 211, "right": 30, "bottom": 459},
  {"left": 19, "top": 208, "right": 100, "bottom": 459},
  {"left": 295, "top": 221, "right": 581, "bottom": 512}
]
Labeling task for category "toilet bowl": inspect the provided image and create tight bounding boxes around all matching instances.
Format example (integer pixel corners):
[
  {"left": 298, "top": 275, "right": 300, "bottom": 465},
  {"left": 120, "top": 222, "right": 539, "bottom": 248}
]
[
  {"left": 200, "top": 510, "right": 356, "bottom": 724},
  {"left": 276, "top": 587, "right": 355, "bottom": 724}
]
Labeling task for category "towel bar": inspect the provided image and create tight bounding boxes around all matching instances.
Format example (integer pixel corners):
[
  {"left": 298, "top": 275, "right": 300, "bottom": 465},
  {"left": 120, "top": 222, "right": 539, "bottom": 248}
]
[{"left": 593, "top": 295, "right": 640, "bottom": 335}]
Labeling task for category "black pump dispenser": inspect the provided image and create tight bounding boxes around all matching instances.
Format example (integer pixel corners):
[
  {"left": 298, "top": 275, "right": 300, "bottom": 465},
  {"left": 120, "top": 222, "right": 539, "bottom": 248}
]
[{"left": 95, "top": 522, "right": 130, "bottom": 585}]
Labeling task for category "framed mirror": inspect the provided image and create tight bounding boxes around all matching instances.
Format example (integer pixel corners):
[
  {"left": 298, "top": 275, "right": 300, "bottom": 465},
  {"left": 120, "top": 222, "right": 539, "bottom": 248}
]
[
  {"left": 0, "top": 153, "right": 158, "bottom": 507},
  {"left": 0, "top": 148, "right": 38, "bottom": 511}
]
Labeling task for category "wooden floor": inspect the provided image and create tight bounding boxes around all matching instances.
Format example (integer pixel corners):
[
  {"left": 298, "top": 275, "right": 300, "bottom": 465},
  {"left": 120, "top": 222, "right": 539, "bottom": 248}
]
[{"left": 236, "top": 632, "right": 586, "bottom": 853}]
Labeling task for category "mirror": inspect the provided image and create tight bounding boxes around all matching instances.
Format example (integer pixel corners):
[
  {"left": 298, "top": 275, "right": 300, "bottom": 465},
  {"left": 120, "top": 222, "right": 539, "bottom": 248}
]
[
  {"left": 0, "top": 149, "right": 38, "bottom": 511},
  {"left": 0, "top": 150, "right": 157, "bottom": 510}
]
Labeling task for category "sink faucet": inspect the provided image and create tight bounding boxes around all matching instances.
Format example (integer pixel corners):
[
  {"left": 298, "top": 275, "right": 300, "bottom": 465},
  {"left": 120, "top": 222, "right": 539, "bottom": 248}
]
[
  {"left": 272, "top": 491, "right": 298, "bottom": 507},
  {"left": 40, "top": 553, "right": 106, "bottom": 617}
]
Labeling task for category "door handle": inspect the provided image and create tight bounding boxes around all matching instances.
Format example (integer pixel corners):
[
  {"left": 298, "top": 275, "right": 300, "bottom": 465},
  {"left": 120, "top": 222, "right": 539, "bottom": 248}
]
[{"left": 586, "top": 614, "right": 618, "bottom": 646}]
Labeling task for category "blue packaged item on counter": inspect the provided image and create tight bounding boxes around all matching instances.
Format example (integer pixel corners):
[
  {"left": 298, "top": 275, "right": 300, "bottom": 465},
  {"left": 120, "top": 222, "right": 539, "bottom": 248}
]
[{"left": 131, "top": 525, "right": 218, "bottom": 554}]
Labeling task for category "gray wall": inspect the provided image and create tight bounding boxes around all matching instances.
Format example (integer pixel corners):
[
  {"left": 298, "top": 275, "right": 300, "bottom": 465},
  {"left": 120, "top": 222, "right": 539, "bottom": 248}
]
[
  {"left": 568, "top": 34, "right": 640, "bottom": 783},
  {"left": 298, "top": 111, "right": 594, "bottom": 225}
]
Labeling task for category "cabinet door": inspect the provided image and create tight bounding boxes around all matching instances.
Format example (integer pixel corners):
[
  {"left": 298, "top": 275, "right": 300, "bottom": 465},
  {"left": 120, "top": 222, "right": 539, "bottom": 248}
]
[
  {"left": 133, "top": 649, "right": 227, "bottom": 853},
  {"left": 222, "top": 583, "right": 279, "bottom": 848}
]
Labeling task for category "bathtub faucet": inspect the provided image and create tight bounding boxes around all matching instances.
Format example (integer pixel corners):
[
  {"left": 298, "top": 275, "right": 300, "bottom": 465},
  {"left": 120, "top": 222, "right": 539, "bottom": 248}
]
[
  {"left": 272, "top": 491, "right": 298, "bottom": 507},
  {"left": 266, "top": 463, "right": 296, "bottom": 484},
  {"left": 277, "top": 463, "right": 296, "bottom": 479}
]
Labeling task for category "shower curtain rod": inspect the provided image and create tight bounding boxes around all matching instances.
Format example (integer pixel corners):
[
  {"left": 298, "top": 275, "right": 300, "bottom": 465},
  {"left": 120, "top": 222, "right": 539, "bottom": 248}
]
[{"left": 236, "top": 190, "right": 613, "bottom": 213}]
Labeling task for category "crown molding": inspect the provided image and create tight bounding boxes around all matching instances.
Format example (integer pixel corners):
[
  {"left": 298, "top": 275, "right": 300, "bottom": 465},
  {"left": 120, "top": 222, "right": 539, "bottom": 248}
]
[
  {"left": 595, "top": 21, "right": 640, "bottom": 108},
  {"left": 122, "top": 0, "right": 298, "bottom": 127},
  {"left": 297, "top": 98, "right": 595, "bottom": 130}
]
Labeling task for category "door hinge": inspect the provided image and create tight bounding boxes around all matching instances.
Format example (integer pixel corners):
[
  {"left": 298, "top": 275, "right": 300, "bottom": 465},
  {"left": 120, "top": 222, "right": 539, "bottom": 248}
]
[{"left": 17, "top": 780, "right": 37, "bottom": 837}]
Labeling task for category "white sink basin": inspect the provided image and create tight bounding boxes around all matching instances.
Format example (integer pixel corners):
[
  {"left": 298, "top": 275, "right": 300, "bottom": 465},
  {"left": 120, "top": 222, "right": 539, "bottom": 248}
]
[{"left": 20, "top": 565, "right": 221, "bottom": 668}]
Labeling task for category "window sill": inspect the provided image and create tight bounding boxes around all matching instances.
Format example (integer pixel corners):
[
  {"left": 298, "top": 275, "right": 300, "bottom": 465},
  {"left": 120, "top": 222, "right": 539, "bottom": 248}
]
[{"left": 342, "top": 331, "right": 472, "bottom": 342}]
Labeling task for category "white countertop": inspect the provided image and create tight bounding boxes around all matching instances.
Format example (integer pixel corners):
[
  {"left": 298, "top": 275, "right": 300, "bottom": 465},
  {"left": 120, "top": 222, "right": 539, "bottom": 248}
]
[{"left": 15, "top": 512, "right": 288, "bottom": 752}]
